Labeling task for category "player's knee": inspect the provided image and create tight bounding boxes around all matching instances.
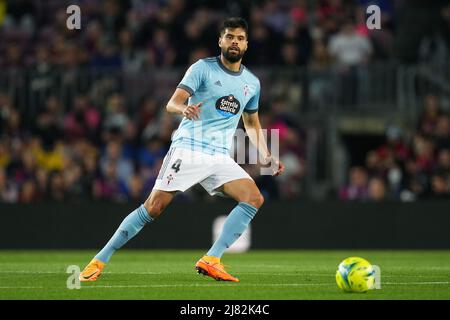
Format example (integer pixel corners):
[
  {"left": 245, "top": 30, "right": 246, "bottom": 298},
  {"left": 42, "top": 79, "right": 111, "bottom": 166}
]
[
  {"left": 247, "top": 192, "right": 264, "bottom": 209},
  {"left": 143, "top": 198, "right": 166, "bottom": 219}
]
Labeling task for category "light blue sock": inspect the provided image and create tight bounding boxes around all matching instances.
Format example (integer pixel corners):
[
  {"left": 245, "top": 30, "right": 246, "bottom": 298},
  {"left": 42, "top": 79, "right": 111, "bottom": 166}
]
[
  {"left": 207, "top": 202, "right": 258, "bottom": 258},
  {"left": 95, "top": 204, "right": 153, "bottom": 263}
]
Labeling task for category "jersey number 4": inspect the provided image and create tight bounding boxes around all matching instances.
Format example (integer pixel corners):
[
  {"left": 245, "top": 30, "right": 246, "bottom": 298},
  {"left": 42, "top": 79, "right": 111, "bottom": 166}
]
[{"left": 171, "top": 159, "right": 182, "bottom": 173}]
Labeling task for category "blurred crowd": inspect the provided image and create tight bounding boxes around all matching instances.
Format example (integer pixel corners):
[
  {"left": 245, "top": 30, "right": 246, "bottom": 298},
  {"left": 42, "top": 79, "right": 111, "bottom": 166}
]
[
  {"left": 1, "top": 0, "right": 383, "bottom": 69},
  {"left": 0, "top": 90, "right": 305, "bottom": 203},
  {"left": 2, "top": 0, "right": 448, "bottom": 70},
  {"left": 340, "top": 94, "right": 450, "bottom": 201},
  {"left": 0, "top": 0, "right": 449, "bottom": 203}
]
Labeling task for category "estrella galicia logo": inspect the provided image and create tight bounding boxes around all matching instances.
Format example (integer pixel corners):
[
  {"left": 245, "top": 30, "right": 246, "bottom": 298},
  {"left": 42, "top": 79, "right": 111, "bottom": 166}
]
[{"left": 215, "top": 94, "right": 240, "bottom": 118}]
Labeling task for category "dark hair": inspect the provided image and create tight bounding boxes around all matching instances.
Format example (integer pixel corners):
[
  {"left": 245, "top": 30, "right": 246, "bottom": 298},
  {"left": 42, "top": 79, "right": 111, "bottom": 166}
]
[{"left": 220, "top": 17, "right": 248, "bottom": 38}]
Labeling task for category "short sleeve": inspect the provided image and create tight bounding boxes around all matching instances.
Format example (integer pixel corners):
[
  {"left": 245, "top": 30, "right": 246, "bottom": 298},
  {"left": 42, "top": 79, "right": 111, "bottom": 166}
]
[
  {"left": 244, "top": 81, "right": 260, "bottom": 114},
  {"left": 177, "top": 60, "right": 206, "bottom": 96}
]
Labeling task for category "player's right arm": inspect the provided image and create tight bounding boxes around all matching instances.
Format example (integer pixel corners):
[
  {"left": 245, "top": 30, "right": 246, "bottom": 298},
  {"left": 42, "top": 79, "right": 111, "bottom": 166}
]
[
  {"left": 166, "top": 60, "right": 206, "bottom": 120},
  {"left": 166, "top": 88, "right": 202, "bottom": 120}
]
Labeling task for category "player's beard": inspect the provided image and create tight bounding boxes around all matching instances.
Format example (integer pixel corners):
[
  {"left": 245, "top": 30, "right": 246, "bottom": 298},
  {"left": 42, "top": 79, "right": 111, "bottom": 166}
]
[{"left": 222, "top": 46, "right": 244, "bottom": 63}]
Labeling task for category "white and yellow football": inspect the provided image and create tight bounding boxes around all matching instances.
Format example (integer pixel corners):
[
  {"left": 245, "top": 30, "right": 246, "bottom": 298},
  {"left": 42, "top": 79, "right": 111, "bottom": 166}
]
[{"left": 336, "top": 257, "right": 376, "bottom": 293}]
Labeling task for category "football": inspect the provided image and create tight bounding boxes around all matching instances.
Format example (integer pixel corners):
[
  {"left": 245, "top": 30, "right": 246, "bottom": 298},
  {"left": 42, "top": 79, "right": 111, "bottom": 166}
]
[{"left": 336, "top": 257, "right": 376, "bottom": 293}]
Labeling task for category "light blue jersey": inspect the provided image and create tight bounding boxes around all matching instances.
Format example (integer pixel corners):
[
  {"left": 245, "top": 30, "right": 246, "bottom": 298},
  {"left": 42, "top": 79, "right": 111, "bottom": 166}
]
[{"left": 171, "top": 56, "right": 260, "bottom": 155}]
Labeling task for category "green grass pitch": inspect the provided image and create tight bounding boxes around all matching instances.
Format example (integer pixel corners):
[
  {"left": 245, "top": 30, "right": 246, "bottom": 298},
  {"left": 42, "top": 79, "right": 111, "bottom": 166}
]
[{"left": 0, "top": 250, "right": 449, "bottom": 300}]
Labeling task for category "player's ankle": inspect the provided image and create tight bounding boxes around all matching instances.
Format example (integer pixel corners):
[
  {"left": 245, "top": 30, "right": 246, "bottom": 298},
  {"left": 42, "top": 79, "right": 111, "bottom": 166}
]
[{"left": 203, "top": 255, "right": 220, "bottom": 263}]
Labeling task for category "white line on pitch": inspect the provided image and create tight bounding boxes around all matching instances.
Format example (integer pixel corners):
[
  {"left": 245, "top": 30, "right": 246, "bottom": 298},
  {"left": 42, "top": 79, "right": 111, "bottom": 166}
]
[
  {"left": 1, "top": 271, "right": 449, "bottom": 280},
  {"left": 83, "top": 283, "right": 332, "bottom": 289},
  {"left": 0, "top": 281, "right": 449, "bottom": 290},
  {"left": 83, "top": 282, "right": 450, "bottom": 289},
  {"left": 0, "top": 286, "right": 45, "bottom": 289},
  {"left": 383, "top": 281, "right": 450, "bottom": 285}
]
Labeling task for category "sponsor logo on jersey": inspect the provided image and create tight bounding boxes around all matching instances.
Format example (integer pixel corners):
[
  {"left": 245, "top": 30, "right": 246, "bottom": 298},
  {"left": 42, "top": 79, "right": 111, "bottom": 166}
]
[{"left": 215, "top": 94, "right": 240, "bottom": 117}]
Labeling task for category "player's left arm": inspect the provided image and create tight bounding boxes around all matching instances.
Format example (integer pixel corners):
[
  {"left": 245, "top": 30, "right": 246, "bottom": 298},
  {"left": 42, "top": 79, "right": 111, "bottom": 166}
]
[{"left": 242, "top": 112, "right": 285, "bottom": 176}]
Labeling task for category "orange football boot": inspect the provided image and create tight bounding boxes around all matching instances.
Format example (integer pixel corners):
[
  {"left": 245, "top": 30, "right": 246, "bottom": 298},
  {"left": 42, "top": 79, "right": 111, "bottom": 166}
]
[
  {"left": 195, "top": 256, "right": 239, "bottom": 282},
  {"left": 79, "top": 259, "right": 105, "bottom": 282}
]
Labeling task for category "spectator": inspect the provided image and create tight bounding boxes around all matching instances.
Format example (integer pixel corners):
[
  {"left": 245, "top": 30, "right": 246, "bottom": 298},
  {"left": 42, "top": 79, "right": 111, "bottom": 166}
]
[
  {"left": 0, "top": 139, "right": 11, "bottom": 169},
  {"left": 90, "top": 39, "right": 122, "bottom": 69},
  {"left": 93, "top": 160, "right": 127, "bottom": 202},
  {"left": 376, "top": 125, "right": 410, "bottom": 165},
  {"left": 339, "top": 166, "right": 369, "bottom": 201},
  {"left": 309, "top": 40, "right": 333, "bottom": 108},
  {"left": 368, "top": 177, "right": 387, "bottom": 201},
  {"left": 103, "top": 93, "right": 130, "bottom": 134},
  {"left": 365, "top": 150, "right": 383, "bottom": 177},
  {"left": 328, "top": 20, "right": 372, "bottom": 67},
  {"left": 434, "top": 115, "right": 450, "bottom": 150},
  {"left": 29, "top": 44, "right": 56, "bottom": 112},
  {"left": 413, "top": 135, "right": 436, "bottom": 174},
  {"left": 119, "top": 28, "right": 145, "bottom": 73},
  {"left": 35, "top": 96, "right": 63, "bottom": 148},
  {"left": 400, "top": 159, "right": 428, "bottom": 201},
  {"left": 329, "top": 20, "right": 373, "bottom": 107},
  {"left": 246, "top": 23, "right": 273, "bottom": 66},
  {"left": 101, "top": 0, "right": 126, "bottom": 41},
  {"left": 436, "top": 149, "right": 450, "bottom": 174},
  {"left": 428, "top": 172, "right": 449, "bottom": 199},
  {"left": 19, "top": 179, "right": 38, "bottom": 203},
  {"left": 35, "top": 167, "right": 48, "bottom": 200},
  {"left": 47, "top": 170, "right": 65, "bottom": 202},
  {"left": 14, "top": 149, "right": 37, "bottom": 185},
  {"left": 280, "top": 41, "right": 300, "bottom": 66},
  {"left": 0, "top": 167, "right": 18, "bottom": 203},
  {"left": 100, "top": 140, "right": 133, "bottom": 183},
  {"left": 2, "top": 42, "right": 24, "bottom": 68},
  {"left": 64, "top": 95, "right": 101, "bottom": 142},
  {"left": 126, "top": 174, "right": 145, "bottom": 201},
  {"left": 137, "top": 96, "right": 158, "bottom": 132},
  {"left": 145, "top": 28, "right": 176, "bottom": 67},
  {"left": 138, "top": 137, "right": 166, "bottom": 171},
  {"left": 62, "top": 155, "right": 86, "bottom": 200},
  {"left": 82, "top": 152, "right": 100, "bottom": 198},
  {"left": 418, "top": 94, "right": 442, "bottom": 136}
]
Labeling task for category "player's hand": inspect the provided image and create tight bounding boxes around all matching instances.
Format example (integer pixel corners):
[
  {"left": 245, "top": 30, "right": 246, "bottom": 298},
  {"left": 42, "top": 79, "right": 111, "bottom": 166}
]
[
  {"left": 272, "top": 157, "right": 285, "bottom": 176},
  {"left": 262, "top": 155, "right": 285, "bottom": 176},
  {"left": 183, "top": 102, "right": 202, "bottom": 120}
]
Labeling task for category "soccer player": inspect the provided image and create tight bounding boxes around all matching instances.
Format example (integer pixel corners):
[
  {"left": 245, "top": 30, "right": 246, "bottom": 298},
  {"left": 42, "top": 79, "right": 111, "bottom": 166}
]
[{"left": 79, "top": 17, "right": 284, "bottom": 282}]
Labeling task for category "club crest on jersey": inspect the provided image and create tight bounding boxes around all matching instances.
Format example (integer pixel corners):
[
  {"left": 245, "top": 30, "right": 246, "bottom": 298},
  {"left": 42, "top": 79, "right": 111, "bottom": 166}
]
[
  {"left": 166, "top": 174, "right": 174, "bottom": 185},
  {"left": 215, "top": 94, "right": 241, "bottom": 118},
  {"left": 244, "top": 84, "right": 250, "bottom": 96}
]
